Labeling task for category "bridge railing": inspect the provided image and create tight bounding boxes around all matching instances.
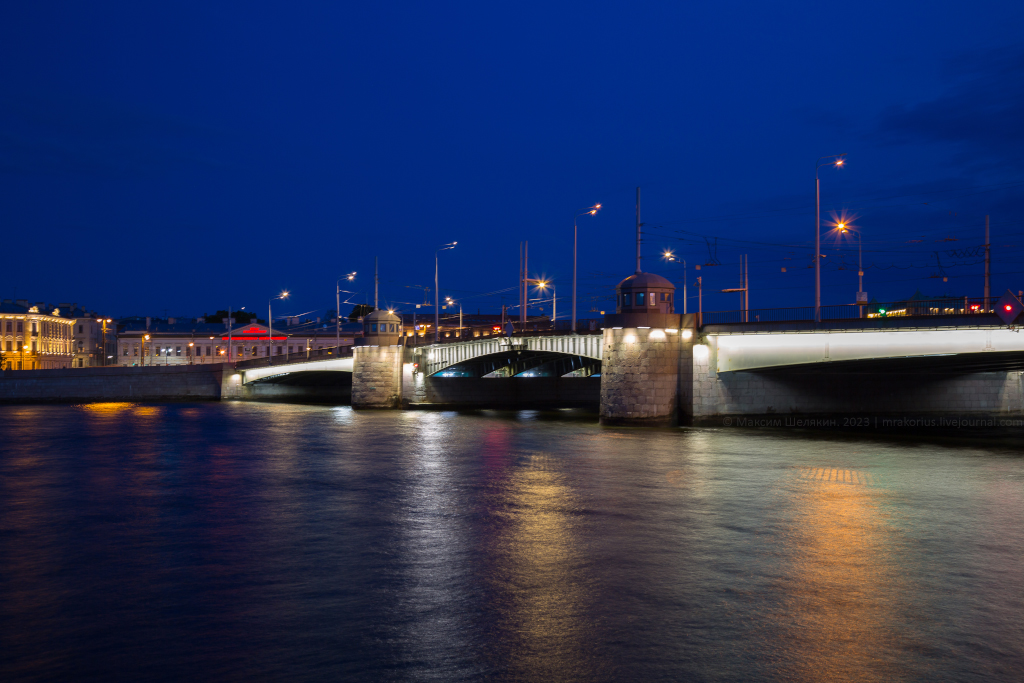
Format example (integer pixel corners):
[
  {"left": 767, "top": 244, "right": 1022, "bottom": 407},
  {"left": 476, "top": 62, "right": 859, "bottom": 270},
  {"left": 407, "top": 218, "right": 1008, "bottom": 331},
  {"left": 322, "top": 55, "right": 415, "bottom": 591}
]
[
  {"left": 234, "top": 344, "right": 353, "bottom": 369},
  {"left": 408, "top": 319, "right": 604, "bottom": 347},
  {"left": 702, "top": 297, "right": 1002, "bottom": 325}
]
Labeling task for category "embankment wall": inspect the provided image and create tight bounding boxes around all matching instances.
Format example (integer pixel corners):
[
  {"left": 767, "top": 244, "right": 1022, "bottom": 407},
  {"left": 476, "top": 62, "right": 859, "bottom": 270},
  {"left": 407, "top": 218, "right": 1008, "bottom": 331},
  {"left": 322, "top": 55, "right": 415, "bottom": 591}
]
[{"left": 0, "top": 364, "right": 233, "bottom": 403}]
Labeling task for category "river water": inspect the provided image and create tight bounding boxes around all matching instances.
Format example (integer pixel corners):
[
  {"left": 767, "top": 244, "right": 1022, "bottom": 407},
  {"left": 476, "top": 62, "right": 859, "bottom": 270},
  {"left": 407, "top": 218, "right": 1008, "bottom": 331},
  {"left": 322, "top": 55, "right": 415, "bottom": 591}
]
[{"left": 1, "top": 402, "right": 1022, "bottom": 682}]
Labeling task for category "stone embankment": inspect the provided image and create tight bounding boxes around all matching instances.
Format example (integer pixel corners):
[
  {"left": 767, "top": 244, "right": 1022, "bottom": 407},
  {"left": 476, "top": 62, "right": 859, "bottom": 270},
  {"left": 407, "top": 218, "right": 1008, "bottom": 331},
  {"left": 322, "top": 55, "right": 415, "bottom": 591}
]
[{"left": 0, "top": 364, "right": 234, "bottom": 403}]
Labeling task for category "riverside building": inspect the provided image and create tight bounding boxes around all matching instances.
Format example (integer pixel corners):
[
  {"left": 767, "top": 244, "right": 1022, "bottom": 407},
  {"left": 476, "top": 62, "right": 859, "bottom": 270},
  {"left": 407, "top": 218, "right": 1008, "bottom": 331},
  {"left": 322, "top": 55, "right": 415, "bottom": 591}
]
[{"left": 0, "top": 299, "right": 76, "bottom": 370}]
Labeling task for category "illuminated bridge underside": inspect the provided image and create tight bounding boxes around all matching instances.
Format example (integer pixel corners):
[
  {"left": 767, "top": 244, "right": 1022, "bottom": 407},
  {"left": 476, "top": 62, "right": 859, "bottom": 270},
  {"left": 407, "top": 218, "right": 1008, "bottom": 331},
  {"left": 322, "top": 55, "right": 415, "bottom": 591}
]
[
  {"left": 241, "top": 357, "right": 353, "bottom": 384},
  {"left": 419, "top": 335, "right": 602, "bottom": 376},
  {"left": 712, "top": 328, "right": 1024, "bottom": 373},
  {"left": 433, "top": 350, "right": 599, "bottom": 378}
]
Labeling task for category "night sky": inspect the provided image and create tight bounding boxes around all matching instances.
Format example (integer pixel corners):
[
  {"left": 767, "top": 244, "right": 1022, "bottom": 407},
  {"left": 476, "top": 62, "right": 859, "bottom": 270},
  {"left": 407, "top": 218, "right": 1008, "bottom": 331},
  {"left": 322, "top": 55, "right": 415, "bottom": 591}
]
[{"left": 2, "top": 2, "right": 1022, "bottom": 321}]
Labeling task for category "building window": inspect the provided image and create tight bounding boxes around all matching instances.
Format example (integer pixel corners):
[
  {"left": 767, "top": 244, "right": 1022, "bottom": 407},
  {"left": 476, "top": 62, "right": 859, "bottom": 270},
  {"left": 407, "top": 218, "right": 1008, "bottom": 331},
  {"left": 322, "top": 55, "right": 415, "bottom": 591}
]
[
  {"left": 635, "top": 292, "right": 645, "bottom": 306},
  {"left": 123, "top": 346, "right": 129, "bottom": 356},
  {"left": 16, "top": 321, "right": 23, "bottom": 333},
  {"left": 288, "top": 346, "right": 294, "bottom": 354},
  {"left": 277, "top": 346, "right": 282, "bottom": 355},
  {"left": 650, "top": 293, "right": 657, "bottom": 306},
  {"left": 176, "top": 347, "right": 181, "bottom": 356},
  {"left": 370, "top": 323, "right": 377, "bottom": 333},
  {"left": 32, "top": 322, "right": 37, "bottom": 333},
  {"left": 31, "top": 341, "right": 37, "bottom": 352},
  {"left": 78, "top": 325, "right": 84, "bottom": 333}
]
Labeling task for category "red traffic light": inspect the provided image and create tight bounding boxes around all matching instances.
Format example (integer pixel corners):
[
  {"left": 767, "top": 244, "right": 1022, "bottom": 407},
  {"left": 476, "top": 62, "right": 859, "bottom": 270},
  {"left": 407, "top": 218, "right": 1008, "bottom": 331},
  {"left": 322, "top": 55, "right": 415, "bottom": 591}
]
[{"left": 1005, "top": 304, "right": 1013, "bottom": 312}]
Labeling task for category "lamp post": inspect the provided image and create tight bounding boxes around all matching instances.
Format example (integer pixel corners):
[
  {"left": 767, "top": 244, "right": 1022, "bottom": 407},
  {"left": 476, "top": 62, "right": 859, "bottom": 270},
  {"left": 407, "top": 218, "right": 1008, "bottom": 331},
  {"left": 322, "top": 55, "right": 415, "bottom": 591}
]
[
  {"left": 815, "top": 154, "right": 846, "bottom": 322},
  {"left": 142, "top": 334, "right": 150, "bottom": 367},
  {"left": 696, "top": 276, "right": 703, "bottom": 327},
  {"left": 662, "top": 251, "right": 687, "bottom": 315},
  {"left": 337, "top": 272, "right": 356, "bottom": 351},
  {"left": 573, "top": 204, "right": 601, "bottom": 334},
  {"left": 838, "top": 223, "right": 865, "bottom": 318},
  {"left": 268, "top": 291, "right": 289, "bottom": 366},
  {"left": 446, "top": 296, "right": 463, "bottom": 339},
  {"left": 435, "top": 242, "right": 457, "bottom": 342},
  {"left": 533, "top": 280, "right": 555, "bottom": 327},
  {"left": 97, "top": 318, "right": 113, "bottom": 367}
]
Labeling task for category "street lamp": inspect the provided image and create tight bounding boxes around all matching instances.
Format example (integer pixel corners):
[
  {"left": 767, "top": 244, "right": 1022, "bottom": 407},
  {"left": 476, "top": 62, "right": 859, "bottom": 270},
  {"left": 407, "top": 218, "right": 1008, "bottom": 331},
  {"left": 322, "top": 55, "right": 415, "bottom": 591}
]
[
  {"left": 815, "top": 154, "right": 846, "bottom": 322},
  {"left": 435, "top": 242, "right": 457, "bottom": 342},
  {"left": 142, "top": 334, "right": 150, "bottom": 367},
  {"left": 337, "top": 272, "right": 356, "bottom": 350},
  {"left": 533, "top": 280, "right": 556, "bottom": 326},
  {"left": 836, "top": 222, "right": 866, "bottom": 317},
  {"left": 445, "top": 296, "right": 463, "bottom": 339},
  {"left": 573, "top": 204, "right": 601, "bottom": 333},
  {"left": 268, "top": 291, "right": 289, "bottom": 366},
  {"left": 662, "top": 250, "right": 687, "bottom": 315},
  {"left": 226, "top": 306, "right": 244, "bottom": 363}
]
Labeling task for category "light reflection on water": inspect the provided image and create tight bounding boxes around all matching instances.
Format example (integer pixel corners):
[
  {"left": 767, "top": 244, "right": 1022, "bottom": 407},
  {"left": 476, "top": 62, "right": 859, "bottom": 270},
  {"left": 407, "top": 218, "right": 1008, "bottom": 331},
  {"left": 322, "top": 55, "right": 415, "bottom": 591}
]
[{"left": 0, "top": 403, "right": 1022, "bottom": 682}]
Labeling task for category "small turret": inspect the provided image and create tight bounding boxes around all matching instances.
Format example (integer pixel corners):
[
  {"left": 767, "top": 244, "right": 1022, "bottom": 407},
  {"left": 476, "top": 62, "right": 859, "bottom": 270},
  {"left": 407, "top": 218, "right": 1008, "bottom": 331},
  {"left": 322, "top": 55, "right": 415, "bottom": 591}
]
[{"left": 357, "top": 309, "right": 403, "bottom": 346}]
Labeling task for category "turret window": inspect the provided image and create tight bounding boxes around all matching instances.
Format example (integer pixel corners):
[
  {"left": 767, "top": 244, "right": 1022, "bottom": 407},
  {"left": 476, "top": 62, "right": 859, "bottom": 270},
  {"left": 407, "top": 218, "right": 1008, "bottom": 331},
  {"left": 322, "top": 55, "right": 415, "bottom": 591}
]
[{"left": 635, "top": 292, "right": 645, "bottom": 306}]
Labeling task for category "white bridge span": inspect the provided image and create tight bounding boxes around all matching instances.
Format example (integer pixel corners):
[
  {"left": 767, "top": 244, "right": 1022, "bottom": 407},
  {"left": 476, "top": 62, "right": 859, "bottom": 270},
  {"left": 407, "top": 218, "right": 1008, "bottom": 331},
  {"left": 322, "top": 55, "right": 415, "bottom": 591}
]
[{"left": 708, "top": 326, "right": 1024, "bottom": 372}]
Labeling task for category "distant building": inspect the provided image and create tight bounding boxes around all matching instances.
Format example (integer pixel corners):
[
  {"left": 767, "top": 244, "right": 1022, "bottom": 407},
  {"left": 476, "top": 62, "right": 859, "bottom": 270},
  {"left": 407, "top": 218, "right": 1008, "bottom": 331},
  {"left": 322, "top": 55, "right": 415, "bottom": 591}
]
[
  {"left": 59, "top": 303, "right": 118, "bottom": 367},
  {"left": 0, "top": 299, "right": 76, "bottom": 370},
  {"left": 115, "top": 317, "right": 363, "bottom": 365}
]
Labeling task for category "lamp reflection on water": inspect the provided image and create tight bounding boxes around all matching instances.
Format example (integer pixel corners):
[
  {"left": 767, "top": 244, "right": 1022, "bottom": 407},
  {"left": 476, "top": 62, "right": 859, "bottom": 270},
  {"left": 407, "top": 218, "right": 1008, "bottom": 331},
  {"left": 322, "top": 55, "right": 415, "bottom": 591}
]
[
  {"left": 490, "top": 454, "right": 595, "bottom": 681},
  {"left": 772, "top": 465, "right": 905, "bottom": 682}
]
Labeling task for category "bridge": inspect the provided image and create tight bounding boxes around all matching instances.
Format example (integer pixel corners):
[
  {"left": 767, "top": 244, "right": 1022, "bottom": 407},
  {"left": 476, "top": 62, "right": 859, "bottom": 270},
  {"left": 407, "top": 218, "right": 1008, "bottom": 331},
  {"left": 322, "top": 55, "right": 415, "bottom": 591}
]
[{"left": 220, "top": 293, "right": 1024, "bottom": 424}]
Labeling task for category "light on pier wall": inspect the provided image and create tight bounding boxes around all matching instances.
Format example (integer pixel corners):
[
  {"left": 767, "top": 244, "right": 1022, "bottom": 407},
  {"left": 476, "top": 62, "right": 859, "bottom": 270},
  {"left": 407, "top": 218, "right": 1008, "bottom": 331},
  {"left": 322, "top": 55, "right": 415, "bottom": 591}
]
[
  {"left": 650, "top": 330, "right": 666, "bottom": 340},
  {"left": 624, "top": 334, "right": 637, "bottom": 344},
  {"left": 693, "top": 344, "right": 709, "bottom": 359},
  {"left": 681, "top": 329, "right": 693, "bottom": 340}
]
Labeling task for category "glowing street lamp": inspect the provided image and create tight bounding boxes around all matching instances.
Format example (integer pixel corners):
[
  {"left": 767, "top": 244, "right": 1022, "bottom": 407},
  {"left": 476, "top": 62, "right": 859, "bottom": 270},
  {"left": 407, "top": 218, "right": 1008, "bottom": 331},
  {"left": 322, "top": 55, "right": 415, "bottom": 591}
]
[
  {"left": 336, "top": 271, "right": 357, "bottom": 350},
  {"left": 445, "top": 296, "right": 464, "bottom": 338},
  {"left": 815, "top": 154, "right": 846, "bottom": 322},
  {"left": 435, "top": 242, "right": 457, "bottom": 342},
  {"left": 662, "top": 250, "right": 687, "bottom": 315},
  {"left": 268, "top": 291, "right": 289, "bottom": 366},
  {"left": 573, "top": 203, "right": 601, "bottom": 333},
  {"left": 835, "top": 221, "right": 866, "bottom": 317},
  {"left": 534, "top": 280, "right": 556, "bottom": 324}
]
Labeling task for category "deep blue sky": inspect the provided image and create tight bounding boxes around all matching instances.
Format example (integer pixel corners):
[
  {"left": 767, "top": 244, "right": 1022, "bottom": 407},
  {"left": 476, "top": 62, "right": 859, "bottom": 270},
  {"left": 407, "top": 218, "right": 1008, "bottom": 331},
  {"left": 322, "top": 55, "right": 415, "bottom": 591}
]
[{"left": 2, "top": 1, "right": 1022, "bottom": 320}]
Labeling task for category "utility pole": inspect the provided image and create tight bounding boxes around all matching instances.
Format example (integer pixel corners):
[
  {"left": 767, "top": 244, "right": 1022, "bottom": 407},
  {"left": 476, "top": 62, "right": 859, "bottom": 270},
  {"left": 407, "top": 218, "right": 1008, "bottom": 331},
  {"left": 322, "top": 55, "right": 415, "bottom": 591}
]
[
  {"left": 697, "top": 276, "right": 703, "bottom": 327},
  {"left": 635, "top": 187, "right": 642, "bottom": 273},
  {"left": 520, "top": 241, "right": 528, "bottom": 327},
  {"left": 721, "top": 255, "right": 749, "bottom": 322},
  {"left": 227, "top": 306, "right": 232, "bottom": 363},
  {"left": 374, "top": 257, "right": 379, "bottom": 309},
  {"left": 984, "top": 215, "right": 991, "bottom": 310}
]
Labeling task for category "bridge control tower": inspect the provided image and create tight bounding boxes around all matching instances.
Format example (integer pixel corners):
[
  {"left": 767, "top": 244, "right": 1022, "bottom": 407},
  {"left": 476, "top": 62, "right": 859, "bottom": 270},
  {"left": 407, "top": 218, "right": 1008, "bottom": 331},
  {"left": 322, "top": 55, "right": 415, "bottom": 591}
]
[
  {"left": 352, "top": 309, "right": 405, "bottom": 409},
  {"left": 600, "top": 271, "right": 696, "bottom": 426}
]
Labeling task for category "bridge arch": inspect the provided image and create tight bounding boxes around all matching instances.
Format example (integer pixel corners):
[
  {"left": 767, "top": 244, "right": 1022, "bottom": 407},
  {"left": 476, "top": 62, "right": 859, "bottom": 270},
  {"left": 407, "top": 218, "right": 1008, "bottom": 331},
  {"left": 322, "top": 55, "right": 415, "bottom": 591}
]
[{"left": 416, "top": 335, "right": 603, "bottom": 377}]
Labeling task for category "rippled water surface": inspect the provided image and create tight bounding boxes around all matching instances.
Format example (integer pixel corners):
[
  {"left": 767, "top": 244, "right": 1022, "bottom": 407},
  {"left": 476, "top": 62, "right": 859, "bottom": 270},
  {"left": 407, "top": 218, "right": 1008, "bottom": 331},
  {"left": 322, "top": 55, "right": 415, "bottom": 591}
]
[{"left": 1, "top": 402, "right": 1023, "bottom": 682}]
